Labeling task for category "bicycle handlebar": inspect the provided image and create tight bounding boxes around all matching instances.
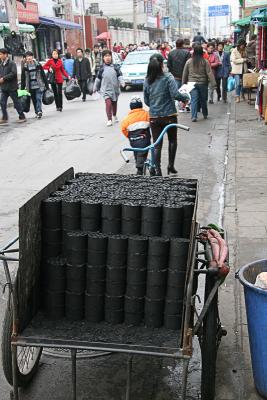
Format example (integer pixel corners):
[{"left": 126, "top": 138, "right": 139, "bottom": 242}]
[{"left": 120, "top": 123, "right": 190, "bottom": 163}]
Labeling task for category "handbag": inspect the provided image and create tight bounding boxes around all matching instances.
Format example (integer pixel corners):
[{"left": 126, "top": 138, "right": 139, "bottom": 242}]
[
  {"left": 227, "top": 76, "right": 236, "bottom": 92},
  {"left": 64, "top": 80, "right": 81, "bottom": 100},
  {"left": 47, "top": 70, "right": 55, "bottom": 85}
]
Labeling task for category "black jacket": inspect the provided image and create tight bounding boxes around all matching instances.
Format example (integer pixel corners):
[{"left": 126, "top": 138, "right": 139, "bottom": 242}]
[
  {"left": 73, "top": 57, "right": 91, "bottom": 80},
  {"left": 167, "top": 48, "right": 191, "bottom": 80},
  {"left": 0, "top": 58, "right": 18, "bottom": 91},
  {"left": 192, "top": 34, "right": 207, "bottom": 44},
  {"left": 21, "top": 61, "right": 48, "bottom": 91}
]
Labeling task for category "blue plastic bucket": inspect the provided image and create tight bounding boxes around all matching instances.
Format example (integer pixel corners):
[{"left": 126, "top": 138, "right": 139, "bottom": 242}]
[{"left": 237, "top": 259, "right": 267, "bottom": 398}]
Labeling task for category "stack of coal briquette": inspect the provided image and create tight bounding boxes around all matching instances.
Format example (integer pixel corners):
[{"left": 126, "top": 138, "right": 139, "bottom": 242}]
[{"left": 41, "top": 174, "right": 196, "bottom": 330}]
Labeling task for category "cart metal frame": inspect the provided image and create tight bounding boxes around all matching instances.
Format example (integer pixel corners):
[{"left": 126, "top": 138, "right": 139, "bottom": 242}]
[{"left": 0, "top": 169, "right": 226, "bottom": 400}]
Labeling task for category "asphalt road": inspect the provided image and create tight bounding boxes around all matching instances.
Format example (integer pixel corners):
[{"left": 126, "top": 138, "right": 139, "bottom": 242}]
[{"left": 0, "top": 90, "right": 230, "bottom": 400}]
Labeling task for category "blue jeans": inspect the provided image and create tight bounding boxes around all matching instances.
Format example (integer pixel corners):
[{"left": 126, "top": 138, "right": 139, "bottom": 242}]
[
  {"left": 190, "top": 84, "right": 208, "bottom": 120},
  {"left": 234, "top": 74, "right": 243, "bottom": 97},
  {"left": 30, "top": 88, "right": 43, "bottom": 114}
]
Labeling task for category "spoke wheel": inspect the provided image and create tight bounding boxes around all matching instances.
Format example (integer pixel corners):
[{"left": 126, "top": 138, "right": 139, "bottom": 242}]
[
  {"left": 200, "top": 275, "right": 219, "bottom": 400},
  {"left": 1, "top": 307, "right": 42, "bottom": 387}
]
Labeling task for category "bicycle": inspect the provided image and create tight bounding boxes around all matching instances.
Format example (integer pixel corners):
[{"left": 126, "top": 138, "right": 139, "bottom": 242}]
[{"left": 120, "top": 123, "right": 190, "bottom": 176}]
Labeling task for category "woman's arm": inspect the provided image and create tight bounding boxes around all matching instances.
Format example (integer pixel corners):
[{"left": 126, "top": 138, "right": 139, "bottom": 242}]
[
  {"left": 42, "top": 59, "right": 51, "bottom": 71},
  {"left": 182, "top": 61, "right": 189, "bottom": 84},
  {"left": 230, "top": 50, "right": 245, "bottom": 65},
  {"left": 143, "top": 80, "right": 150, "bottom": 107}
]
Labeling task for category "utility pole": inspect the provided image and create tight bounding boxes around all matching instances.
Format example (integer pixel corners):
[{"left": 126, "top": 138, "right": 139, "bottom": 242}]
[
  {"left": 133, "top": 0, "right": 137, "bottom": 44},
  {"left": 5, "top": 0, "right": 19, "bottom": 33},
  {"left": 80, "top": 0, "right": 86, "bottom": 49}
]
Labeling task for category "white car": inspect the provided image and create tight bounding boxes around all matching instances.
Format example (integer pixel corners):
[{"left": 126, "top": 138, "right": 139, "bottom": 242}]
[{"left": 121, "top": 50, "right": 160, "bottom": 89}]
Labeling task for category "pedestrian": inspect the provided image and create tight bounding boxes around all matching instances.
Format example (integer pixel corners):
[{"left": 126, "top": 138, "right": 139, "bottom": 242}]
[
  {"left": 91, "top": 45, "right": 102, "bottom": 78},
  {"left": 73, "top": 48, "right": 91, "bottom": 102},
  {"left": 43, "top": 49, "right": 70, "bottom": 112},
  {"left": 160, "top": 43, "right": 169, "bottom": 59},
  {"left": 215, "top": 42, "right": 231, "bottom": 103},
  {"left": 120, "top": 96, "right": 151, "bottom": 175},
  {"left": 193, "top": 31, "right": 207, "bottom": 44},
  {"left": 93, "top": 49, "right": 125, "bottom": 126},
  {"left": 21, "top": 51, "right": 48, "bottom": 119},
  {"left": 168, "top": 38, "right": 191, "bottom": 90},
  {"left": 63, "top": 52, "right": 74, "bottom": 77},
  {"left": 230, "top": 38, "right": 248, "bottom": 103},
  {"left": 143, "top": 53, "right": 179, "bottom": 176},
  {"left": 207, "top": 42, "right": 220, "bottom": 104},
  {"left": 247, "top": 34, "right": 257, "bottom": 69},
  {"left": 182, "top": 44, "right": 216, "bottom": 122},
  {"left": 0, "top": 48, "right": 26, "bottom": 124},
  {"left": 168, "top": 38, "right": 191, "bottom": 112},
  {"left": 85, "top": 48, "right": 95, "bottom": 75},
  {"left": 224, "top": 38, "right": 233, "bottom": 53}
]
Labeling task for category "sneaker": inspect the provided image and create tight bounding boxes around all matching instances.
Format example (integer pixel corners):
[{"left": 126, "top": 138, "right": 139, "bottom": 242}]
[
  {"left": 178, "top": 109, "right": 186, "bottom": 113},
  {"left": 192, "top": 118, "right": 197, "bottom": 122},
  {"left": 235, "top": 96, "right": 240, "bottom": 103},
  {"left": 208, "top": 100, "right": 214, "bottom": 104},
  {"left": 113, "top": 116, "right": 119, "bottom": 123},
  {"left": 185, "top": 105, "right": 190, "bottom": 112},
  {"left": 37, "top": 112, "right": 42, "bottom": 119},
  {"left": 0, "top": 119, "right": 8, "bottom": 125},
  {"left": 203, "top": 115, "right": 208, "bottom": 120},
  {"left": 107, "top": 120, "right": 112, "bottom": 127},
  {"left": 82, "top": 98, "right": 86, "bottom": 102}
]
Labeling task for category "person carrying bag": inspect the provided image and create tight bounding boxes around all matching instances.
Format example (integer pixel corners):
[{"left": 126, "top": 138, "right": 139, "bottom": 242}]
[
  {"left": 72, "top": 48, "right": 91, "bottom": 102},
  {"left": 43, "top": 49, "right": 70, "bottom": 112}
]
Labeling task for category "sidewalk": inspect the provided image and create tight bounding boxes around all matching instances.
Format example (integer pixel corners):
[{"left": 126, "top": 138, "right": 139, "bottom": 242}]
[{"left": 217, "top": 99, "right": 266, "bottom": 399}]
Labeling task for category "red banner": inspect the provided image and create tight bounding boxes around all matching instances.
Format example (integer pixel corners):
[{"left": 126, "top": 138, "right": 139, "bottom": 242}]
[{"left": 16, "top": 1, "right": 39, "bottom": 24}]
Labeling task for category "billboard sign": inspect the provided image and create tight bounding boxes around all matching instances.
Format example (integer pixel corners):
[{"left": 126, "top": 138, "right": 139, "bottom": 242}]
[
  {"left": 245, "top": 0, "right": 267, "bottom": 6},
  {"left": 0, "top": 0, "right": 8, "bottom": 23},
  {"left": 208, "top": 5, "right": 230, "bottom": 17},
  {"left": 16, "top": 1, "right": 39, "bottom": 24}
]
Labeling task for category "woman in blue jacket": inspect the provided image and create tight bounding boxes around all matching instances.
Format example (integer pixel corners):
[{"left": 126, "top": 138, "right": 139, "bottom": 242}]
[
  {"left": 216, "top": 42, "right": 231, "bottom": 103},
  {"left": 63, "top": 52, "right": 74, "bottom": 77},
  {"left": 143, "top": 53, "right": 179, "bottom": 176}
]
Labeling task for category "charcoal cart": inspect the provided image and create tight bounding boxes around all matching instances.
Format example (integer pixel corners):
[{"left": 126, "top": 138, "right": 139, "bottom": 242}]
[{"left": 0, "top": 168, "right": 229, "bottom": 400}]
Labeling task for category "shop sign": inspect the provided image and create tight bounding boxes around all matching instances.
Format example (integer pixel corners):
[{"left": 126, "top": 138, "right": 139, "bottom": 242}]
[
  {"left": 147, "top": 16, "right": 157, "bottom": 28},
  {"left": 0, "top": 0, "right": 8, "bottom": 23},
  {"left": 16, "top": 1, "right": 39, "bottom": 24},
  {"left": 245, "top": 0, "right": 267, "bottom": 7}
]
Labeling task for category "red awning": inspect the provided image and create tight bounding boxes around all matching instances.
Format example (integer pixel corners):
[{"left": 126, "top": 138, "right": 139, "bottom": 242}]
[{"left": 96, "top": 31, "right": 111, "bottom": 40}]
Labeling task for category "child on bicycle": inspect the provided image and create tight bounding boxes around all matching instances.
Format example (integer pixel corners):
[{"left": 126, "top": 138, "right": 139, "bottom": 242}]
[{"left": 121, "top": 96, "right": 151, "bottom": 175}]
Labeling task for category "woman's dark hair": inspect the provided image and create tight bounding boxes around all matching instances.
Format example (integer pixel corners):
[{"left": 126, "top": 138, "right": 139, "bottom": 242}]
[
  {"left": 65, "top": 52, "right": 71, "bottom": 59},
  {"left": 218, "top": 41, "right": 224, "bottom": 47},
  {"left": 102, "top": 49, "right": 112, "bottom": 58},
  {"left": 192, "top": 44, "right": 204, "bottom": 70},
  {"left": 146, "top": 53, "right": 164, "bottom": 84}
]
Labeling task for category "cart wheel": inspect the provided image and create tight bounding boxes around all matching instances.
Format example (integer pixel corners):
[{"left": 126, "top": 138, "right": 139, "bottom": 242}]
[
  {"left": 1, "top": 307, "right": 42, "bottom": 387},
  {"left": 200, "top": 275, "right": 219, "bottom": 400}
]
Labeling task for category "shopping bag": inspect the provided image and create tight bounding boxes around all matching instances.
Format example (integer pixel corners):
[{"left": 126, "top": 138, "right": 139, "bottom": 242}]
[
  {"left": 18, "top": 96, "right": 30, "bottom": 113},
  {"left": 64, "top": 80, "right": 81, "bottom": 100},
  {"left": 47, "top": 70, "right": 55, "bottom": 85},
  {"left": 86, "top": 78, "right": 94, "bottom": 95},
  {"left": 227, "top": 76, "right": 236, "bottom": 92},
  {"left": 42, "top": 89, "right": 55, "bottom": 105}
]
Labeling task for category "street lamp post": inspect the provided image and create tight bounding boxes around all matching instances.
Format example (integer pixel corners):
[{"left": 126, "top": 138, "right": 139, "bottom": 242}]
[
  {"left": 133, "top": 0, "right": 138, "bottom": 44},
  {"left": 80, "top": 0, "right": 86, "bottom": 49},
  {"left": 5, "top": 0, "right": 19, "bottom": 33}
]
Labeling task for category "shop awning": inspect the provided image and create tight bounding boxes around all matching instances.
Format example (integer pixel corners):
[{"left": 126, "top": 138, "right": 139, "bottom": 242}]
[
  {"left": 39, "top": 16, "right": 82, "bottom": 30},
  {"left": 232, "top": 16, "right": 251, "bottom": 26},
  {"left": 251, "top": 7, "right": 267, "bottom": 26},
  {"left": 96, "top": 32, "right": 111, "bottom": 40},
  {"left": 0, "top": 23, "right": 35, "bottom": 33}
]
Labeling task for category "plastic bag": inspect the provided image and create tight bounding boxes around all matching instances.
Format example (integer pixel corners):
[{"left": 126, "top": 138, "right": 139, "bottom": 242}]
[
  {"left": 64, "top": 80, "right": 81, "bottom": 100},
  {"left": 227, "top": 76, "right": 236, "bottom": 92},
  {"left": 42, "top": 89, "right": 55, "bottom": 105},
  {"left": 86, "top": 78, "right": 94, "bottom": 95},
  {"left": 19, "top": 95, "right": 31, "bottom": 113},
  {"left": 47, "top": 70, "right": 55, "bottom": 85}
]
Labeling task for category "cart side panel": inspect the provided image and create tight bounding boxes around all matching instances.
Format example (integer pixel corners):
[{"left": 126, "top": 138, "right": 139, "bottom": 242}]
[{"left": 17, "top": 167, "right": 74, "bottom": 332}]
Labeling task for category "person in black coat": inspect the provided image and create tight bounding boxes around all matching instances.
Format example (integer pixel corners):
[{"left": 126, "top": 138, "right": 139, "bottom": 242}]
[
  {"left": 0, "top": 48, "right": 26, "bottom": 124},
  {"left": 72, "top": 48, "right": 91, "bottom": 101}
]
